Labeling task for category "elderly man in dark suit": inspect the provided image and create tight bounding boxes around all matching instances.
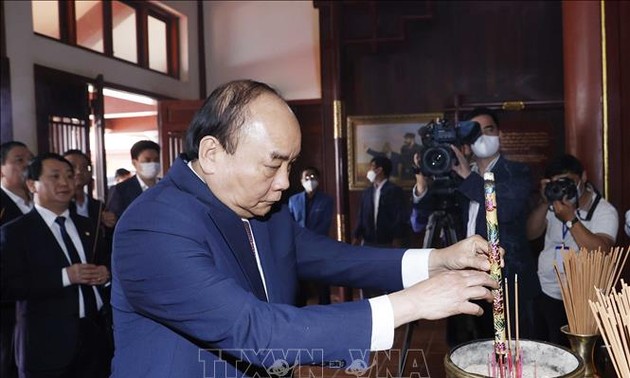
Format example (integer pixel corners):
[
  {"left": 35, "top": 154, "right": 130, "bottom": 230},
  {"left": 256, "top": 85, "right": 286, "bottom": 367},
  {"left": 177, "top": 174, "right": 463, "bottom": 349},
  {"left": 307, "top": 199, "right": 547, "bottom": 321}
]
[
  {"left": 109, "top": 80, "right": 499, "bottom": 378},
  {"left": 1, "top": 153, "right": 111, "bottom": 378},
  {"left": 0, "top": 141, "right": 33, "bottom": 378}
]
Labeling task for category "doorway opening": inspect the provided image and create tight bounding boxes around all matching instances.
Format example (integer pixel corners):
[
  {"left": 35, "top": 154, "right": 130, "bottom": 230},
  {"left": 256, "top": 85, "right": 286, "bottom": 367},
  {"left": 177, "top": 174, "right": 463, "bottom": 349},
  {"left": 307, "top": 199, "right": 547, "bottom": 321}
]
[{"left": 89, "top": 86, "right": 159, "bottom": 192}]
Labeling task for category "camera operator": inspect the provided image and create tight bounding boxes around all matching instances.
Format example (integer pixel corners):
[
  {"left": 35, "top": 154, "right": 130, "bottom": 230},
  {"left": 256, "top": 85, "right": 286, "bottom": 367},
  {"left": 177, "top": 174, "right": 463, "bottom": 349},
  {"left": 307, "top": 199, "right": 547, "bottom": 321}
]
[
  {"left": 411, "top": 107, "right": 540, "bottom": 346},
  {"left": 527, "top": 153, "right": 618, "bottom": 346}
]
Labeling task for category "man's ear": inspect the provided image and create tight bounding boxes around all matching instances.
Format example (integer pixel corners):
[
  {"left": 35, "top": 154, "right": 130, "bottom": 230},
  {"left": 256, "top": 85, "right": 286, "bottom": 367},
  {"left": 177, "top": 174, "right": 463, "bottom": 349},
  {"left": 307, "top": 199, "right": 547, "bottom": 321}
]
[
  {"left": 26, "top": 179, "right": 36, "bottom": 194},
  {"left": 197, "top": 136, "right": 222, "bottom": 175}
]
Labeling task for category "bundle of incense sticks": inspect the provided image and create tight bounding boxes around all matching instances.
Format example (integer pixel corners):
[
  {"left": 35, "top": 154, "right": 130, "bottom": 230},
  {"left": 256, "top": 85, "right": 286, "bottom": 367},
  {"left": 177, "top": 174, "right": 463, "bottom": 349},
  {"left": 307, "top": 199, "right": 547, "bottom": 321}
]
[
  {"left": 555, "top": 246, "right": 628, "bottom": 334},
  {"left": 589, "top": 279, "right": 630, "bottom": 378},
  {"left": 483, "top": 172, "right": 506, "bottom": 358},
  {"left": 485, "top": 276, "right": 525, "bottom": 378}
]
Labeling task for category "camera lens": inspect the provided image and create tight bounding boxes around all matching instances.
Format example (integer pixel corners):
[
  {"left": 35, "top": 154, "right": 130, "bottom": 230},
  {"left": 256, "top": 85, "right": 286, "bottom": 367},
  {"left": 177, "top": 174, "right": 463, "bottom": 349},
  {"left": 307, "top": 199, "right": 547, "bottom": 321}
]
[{"left": 422, "top": 147, "right": 452, "bottom": 176}]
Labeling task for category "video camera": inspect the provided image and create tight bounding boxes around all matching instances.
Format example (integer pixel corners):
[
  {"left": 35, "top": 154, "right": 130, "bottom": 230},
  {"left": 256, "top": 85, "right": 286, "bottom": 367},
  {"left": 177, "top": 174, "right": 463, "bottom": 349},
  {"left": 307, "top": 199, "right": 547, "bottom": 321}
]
[
  {"left": 544, "top": 177, "right": 578, "bottom": 203},
  {"left": 417, "top": 118, "right": 481, "bottom": 177}
]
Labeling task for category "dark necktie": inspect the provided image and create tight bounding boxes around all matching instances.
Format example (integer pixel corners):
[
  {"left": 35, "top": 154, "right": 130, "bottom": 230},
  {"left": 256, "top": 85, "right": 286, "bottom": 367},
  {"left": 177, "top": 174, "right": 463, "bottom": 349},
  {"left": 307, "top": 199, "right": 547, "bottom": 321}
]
[{"left": 55, "top": 216, "right": 98, "bottom": 317}]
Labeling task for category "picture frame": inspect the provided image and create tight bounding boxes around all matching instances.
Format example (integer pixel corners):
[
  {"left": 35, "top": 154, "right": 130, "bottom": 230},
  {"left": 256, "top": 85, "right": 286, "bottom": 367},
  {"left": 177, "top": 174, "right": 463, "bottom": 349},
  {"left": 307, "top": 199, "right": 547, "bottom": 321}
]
[{"left": 347, "top": 113, "right": 442, "bottom": 190}]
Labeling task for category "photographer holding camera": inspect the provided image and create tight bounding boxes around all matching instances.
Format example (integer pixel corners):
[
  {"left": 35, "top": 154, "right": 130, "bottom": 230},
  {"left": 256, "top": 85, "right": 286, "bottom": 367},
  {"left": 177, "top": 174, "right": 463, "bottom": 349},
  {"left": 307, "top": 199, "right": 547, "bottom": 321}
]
[
  {"left": 527, "top": 153, "right": 618, "bottom": 345},
  {"left": 411, "top": 107, "right": 540, "bottom": 346}
]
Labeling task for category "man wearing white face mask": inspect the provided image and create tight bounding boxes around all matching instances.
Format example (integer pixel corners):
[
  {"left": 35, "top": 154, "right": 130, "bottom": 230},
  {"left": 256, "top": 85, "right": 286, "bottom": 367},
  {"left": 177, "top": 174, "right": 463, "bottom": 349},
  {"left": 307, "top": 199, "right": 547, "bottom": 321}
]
[
  {"left": 410, "top": 107, "right": 540, "bottom": 347},
  {"left": 107, "top": 140, "right": 161, "bottom": 219},
  {"left": 288, "top": 167, "right": 334, "bottom": 237},
  {"left": 353, "top": 156, "right": 406, "bottom": 249},
  {"left": 289, "top": 167, "right": 335, "bottom": 304}
]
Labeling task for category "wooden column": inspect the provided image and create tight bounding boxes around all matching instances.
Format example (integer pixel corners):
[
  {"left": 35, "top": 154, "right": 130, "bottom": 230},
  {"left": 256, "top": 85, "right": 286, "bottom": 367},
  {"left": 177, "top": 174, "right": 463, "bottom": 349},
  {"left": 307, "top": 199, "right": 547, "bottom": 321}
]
[{"left": 562, "top": 1, "right": 604, "bottom": 191}]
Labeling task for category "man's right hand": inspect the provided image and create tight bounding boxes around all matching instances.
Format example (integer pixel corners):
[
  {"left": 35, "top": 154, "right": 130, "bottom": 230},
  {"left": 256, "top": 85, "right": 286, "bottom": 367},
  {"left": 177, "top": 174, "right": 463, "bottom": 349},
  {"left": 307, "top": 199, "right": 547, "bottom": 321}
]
[
  {"left": 67, "top": 263, "right": 103, "bottom": 286},
  {"left": 412, "top": 153, "right": 428, "bottom": 197}
]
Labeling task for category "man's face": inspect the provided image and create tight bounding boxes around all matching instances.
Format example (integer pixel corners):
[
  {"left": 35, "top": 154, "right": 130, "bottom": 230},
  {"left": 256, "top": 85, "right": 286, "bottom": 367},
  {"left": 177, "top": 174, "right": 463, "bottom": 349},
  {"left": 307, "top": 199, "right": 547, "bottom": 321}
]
[
  {"left": 1, "top": 146, "right": 33, "bottom": 190},
  {"left": 301, "top": 170, "right": 318, "bottom": 182},
  {"left": 132, "top": 149, "right": 160, "bottom": 178},
  {"left": 208, "top": 94, "right": 301, "bottom": 218},
  {"left": 403, "top": 136, "right": 414, "bottom": 146},
  {"left": 65, "top": 154, "right": 92, "bottom": 188},
  {"left": 28, "top": 159, "right": 75, "bottom": 211},
  {"left": 470, "top": 114, "right": 499, "bottom": 137}
]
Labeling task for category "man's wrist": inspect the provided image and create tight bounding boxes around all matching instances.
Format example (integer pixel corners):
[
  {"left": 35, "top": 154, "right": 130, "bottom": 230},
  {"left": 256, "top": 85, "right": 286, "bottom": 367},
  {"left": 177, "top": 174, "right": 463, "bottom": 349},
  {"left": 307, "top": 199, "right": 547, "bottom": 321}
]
[{"left": 565, "top": 216, "right": 580, "bottom": 230}]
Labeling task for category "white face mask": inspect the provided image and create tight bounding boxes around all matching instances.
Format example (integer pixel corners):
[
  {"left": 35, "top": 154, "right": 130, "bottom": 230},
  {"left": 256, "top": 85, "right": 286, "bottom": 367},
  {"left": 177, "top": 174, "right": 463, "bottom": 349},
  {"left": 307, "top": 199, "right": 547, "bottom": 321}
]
[
  {"left": 138, "top": 162, "right": 160, "bottom": 179},
  {"left": 471, "top": 135, "right": 500, "bottom": 158},
  {"left": 302, "top": 179, "right": 318, "bottom": 193},
  {"left": 366, "top": 170, "right": 377, "bottom": 183}
]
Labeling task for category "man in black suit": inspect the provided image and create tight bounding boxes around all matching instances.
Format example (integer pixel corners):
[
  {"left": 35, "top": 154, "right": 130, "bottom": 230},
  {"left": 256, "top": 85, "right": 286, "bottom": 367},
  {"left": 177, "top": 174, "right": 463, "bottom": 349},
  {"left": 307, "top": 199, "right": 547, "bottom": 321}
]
[
  {"left": 64, "top": 150, "right": 116, "bottom": 266},
  {"left": 352, "top": 155, "right": 407, "bottom": 249},
  {"left": 1, "top": 153, "right": 112, "bottom": 378},
  {"left": 0, "top": 141, "right": 33, "bottom": 378},
  {"left": 107, "top": 140, "right": 161, "bottom": 218},
  {"left": 411, "top": 107, "right": 540, "bottom": 346}
]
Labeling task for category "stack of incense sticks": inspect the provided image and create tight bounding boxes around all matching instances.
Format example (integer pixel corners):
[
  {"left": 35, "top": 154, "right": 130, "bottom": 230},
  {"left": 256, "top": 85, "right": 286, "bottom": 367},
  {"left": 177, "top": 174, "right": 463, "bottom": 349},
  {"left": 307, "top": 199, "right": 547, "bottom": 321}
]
[
  {"left": 555, "top": 246, "right": 628, "bottom": 334},
  {"left": 484, "top": 172, "right": 506, "bottom": 359},
  {"left": 589, "top": 279, "right": 630, "bottom": 378},
  {"left": 487, "top": 275, "right": 524, "bottom": 378}
]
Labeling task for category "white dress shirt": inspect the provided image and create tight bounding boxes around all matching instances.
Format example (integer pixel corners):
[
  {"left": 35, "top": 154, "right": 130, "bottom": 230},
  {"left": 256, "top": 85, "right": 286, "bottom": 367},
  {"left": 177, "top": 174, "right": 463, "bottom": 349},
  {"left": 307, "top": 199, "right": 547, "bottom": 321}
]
[
  {"left": 1, "top": 184, "right": 33, "bottom": 214},
  {"left": 35, "top": 204, "right": 103, "bottom": 317}
]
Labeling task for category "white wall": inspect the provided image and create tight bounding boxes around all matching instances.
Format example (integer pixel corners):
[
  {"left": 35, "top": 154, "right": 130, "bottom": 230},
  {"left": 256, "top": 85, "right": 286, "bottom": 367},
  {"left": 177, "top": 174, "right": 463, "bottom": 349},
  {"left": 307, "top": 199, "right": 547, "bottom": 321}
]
[
  {"left": 4, "top": 0, "right": 200, "bottom": 150},
  {"left": 3, "top": 1, "right": 322, "bottom": 149},
  {"left": 204, "top": 1, "right": 321, "bottom": 100}
]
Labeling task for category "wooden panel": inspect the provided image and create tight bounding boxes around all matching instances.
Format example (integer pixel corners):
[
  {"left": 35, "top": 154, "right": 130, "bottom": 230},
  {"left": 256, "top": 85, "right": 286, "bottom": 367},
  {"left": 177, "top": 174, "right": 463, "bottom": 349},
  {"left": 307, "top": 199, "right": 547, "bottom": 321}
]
[
  {"left": 604, "top": 0, "right": 630, "bottom": 250},
  {"left": 320, "top": 1, "right": 565, "bottom": 246},
  {"left": 157, "top": 99, "right": 204, "bottom": 171}
]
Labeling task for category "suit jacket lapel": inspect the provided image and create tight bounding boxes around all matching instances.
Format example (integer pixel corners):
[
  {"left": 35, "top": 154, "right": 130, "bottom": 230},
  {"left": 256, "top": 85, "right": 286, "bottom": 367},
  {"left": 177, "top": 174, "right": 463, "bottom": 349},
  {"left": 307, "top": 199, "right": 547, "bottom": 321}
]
[
  {"left": 250, "top": 219, "right": 274, "bottom": 302},
  {"left": 207, "top": 207, "right": 268, "bottom": 302},
  {"left": 165, "top": 158, "right": 269, "bottom": 302},
  {"left": 28, "top": 210, "right": 75, "bottom": 268},
  {"left": 71, "top": 214, "right": 96, "bottom": 263}
]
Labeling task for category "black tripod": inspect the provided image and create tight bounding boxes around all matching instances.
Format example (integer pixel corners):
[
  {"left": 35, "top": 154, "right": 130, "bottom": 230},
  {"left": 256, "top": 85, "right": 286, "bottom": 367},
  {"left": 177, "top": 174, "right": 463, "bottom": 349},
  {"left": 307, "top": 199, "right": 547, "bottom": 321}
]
[{"left": 399, "top": 207, "right": 460, "bottom": 376}]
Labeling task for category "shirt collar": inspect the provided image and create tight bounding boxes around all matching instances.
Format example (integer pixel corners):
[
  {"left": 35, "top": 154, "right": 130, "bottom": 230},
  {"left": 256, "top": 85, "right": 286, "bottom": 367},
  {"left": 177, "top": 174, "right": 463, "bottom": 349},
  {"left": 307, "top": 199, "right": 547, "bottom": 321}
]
[
  {"left": 135, "top": 175, "right": 150, "bottom": 191},
  {"left": 471, "top": 154, "right": 501, "bottom": 174},
  {"left": 374, "top": 178, "right": 388, "bottom": 191},
  {"left": 34, "top": 203, "right": 70, "bottom": 228},
  {"left": 1, "top": 184, "right": 32, "bottom": 211}
]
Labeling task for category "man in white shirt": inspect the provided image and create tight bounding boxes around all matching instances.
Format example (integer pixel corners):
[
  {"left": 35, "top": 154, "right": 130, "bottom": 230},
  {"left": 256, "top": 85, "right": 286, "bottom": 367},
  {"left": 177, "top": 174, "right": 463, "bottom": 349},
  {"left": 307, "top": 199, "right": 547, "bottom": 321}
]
[{"left": 527, "top": 153, "right": 618, "bottom": 346}]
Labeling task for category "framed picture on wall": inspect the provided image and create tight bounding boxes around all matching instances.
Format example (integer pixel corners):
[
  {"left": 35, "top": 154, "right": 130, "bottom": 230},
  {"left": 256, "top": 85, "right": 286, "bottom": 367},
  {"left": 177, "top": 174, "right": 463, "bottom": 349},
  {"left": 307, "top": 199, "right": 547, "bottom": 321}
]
[{"left": 347, "top": 113, "right": 442, "bottom": 190}]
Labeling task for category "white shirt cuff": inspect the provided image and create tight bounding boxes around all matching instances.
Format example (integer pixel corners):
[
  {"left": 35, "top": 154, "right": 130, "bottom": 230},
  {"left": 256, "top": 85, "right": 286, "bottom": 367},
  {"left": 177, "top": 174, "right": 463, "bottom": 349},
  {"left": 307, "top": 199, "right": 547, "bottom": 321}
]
[
  {"left": 62, "top": 268, "right": 71, "bottom": 287},
  {"left": 401, "top": 249, "right": 432, "bottom": 287},
  {"left": 411, "top": 184, "right": 427, "bottom": 203},
  {"left": 368, "top": 295, "right": 395, "bottom": 351}
]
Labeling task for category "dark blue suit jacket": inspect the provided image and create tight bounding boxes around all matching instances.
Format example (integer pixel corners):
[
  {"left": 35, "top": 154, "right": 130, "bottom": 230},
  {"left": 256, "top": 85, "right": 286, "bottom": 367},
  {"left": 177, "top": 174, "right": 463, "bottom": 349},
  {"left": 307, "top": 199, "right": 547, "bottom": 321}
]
[
  {"left": 353, "top": 180, "right": 406, "bottom": 245},
  {"left": 412, "top": 156, "right": 540, "bottom": 297},
  {"left": 288, "top": 191, "right": 334, "bottom": 236},
  {"left": 111, "top": 158, "right": 406, "bottom": 377},
  {"left": 107, "top": 175, "right": 143, "bottom": 218}
]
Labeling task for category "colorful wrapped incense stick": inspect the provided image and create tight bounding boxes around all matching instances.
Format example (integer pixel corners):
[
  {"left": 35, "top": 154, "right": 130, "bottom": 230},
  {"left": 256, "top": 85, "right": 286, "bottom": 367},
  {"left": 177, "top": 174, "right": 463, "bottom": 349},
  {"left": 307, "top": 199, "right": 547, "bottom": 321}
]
[{"left": 483, "top": 172, "right": 506, "bottom": 356}]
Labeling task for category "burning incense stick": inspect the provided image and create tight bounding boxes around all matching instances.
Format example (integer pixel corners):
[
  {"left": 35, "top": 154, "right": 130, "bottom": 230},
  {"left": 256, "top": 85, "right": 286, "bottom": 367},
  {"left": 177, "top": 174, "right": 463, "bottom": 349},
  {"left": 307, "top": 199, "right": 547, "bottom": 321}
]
[{"left": 483, "top": 172, "right": 506, "bottom": 357}]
